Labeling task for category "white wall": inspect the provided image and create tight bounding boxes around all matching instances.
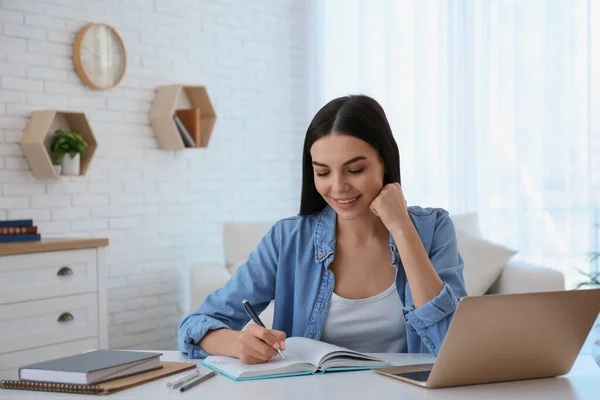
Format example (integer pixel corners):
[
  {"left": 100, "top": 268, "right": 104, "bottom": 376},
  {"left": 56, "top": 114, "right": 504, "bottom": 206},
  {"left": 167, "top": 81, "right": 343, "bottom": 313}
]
[{"left": 0, "top": 0, "right": 307, "bottom": 350}]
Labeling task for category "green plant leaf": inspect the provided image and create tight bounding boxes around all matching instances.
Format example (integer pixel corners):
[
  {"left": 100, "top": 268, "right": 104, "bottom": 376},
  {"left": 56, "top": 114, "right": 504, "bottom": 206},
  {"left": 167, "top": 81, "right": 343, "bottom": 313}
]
[
  {"left": 574, "top": 268, "right": 600, "bottom": 288},
  {"left": 586, "top": 251, "right": 600, "bottom": 263},
  {"left": 576, "top": 268, "right": 593, "bottom": 278},
  {"left": 50, "top": 129, "right": 88, "bottom": 161}
]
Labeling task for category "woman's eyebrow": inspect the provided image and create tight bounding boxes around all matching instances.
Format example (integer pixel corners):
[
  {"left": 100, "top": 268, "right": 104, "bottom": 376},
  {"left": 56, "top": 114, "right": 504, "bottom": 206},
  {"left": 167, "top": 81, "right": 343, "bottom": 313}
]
[{"left": 312, "top": 156, "right": 367, "bottom": 168}]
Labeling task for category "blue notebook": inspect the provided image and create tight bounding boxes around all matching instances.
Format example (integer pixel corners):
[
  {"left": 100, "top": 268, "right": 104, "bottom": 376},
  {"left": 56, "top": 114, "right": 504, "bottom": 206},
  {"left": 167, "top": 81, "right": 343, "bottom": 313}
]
[
  {"left": 0, "top": 234, "right": 41, "bottom": 243},
  {"left": 0, "top": 219, "right": 33, "bottom": 228},
  {"left": 201, "top": 337, "right": 391, "bottom": 381}
]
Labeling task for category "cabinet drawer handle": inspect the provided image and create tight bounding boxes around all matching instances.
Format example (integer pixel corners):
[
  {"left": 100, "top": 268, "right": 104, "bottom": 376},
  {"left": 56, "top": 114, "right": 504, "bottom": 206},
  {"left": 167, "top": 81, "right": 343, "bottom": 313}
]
[
  {"left": 57, "top": 267, "right": 73, "bottom": 276},
  {"left": 57, "top": 312, "right": 74, "bottom": 322}
]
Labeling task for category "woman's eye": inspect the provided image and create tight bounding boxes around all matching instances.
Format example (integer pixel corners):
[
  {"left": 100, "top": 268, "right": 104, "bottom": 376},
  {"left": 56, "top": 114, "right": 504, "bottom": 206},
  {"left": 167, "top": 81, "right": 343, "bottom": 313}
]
[
  {"left": 348, "top": 168, "right": 364, "bottom": 174},
  {"left": 316, "top": 171, "right": 330, "bottom": 177}
]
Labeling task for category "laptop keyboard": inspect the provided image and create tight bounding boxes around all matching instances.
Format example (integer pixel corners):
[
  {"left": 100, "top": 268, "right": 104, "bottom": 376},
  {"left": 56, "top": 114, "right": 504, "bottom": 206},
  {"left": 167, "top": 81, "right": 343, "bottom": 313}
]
[{"left": 393, "top": 370, "right": 431, "bottom": 382}]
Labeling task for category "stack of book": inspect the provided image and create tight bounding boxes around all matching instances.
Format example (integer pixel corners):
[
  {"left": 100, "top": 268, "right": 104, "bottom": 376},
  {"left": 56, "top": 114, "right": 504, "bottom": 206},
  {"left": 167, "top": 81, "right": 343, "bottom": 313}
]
[
  {"left": 0, "top": 219, "right": 41, "bottom": 244},
  {"left": 0, "top": 350, "right": 196, "bottom": 395}
]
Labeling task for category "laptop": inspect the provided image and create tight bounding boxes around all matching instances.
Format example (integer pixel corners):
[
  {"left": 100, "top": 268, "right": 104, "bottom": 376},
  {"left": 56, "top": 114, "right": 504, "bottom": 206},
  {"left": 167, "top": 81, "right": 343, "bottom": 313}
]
[{"left": 375, "top": 288, "right": 600, "bottom": 388}]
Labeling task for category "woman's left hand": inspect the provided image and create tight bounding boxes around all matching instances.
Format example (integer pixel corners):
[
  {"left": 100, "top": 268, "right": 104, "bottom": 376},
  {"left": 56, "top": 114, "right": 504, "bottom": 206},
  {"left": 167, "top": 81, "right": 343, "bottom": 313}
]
[{"left": 370, "top": 183, "right": 410, "bottom": 233}]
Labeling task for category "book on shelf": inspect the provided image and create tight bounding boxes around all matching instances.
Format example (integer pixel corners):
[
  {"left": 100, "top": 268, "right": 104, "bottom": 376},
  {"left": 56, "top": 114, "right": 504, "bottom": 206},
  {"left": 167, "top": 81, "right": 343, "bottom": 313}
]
[
  {"left": 0, "top": 219, "right": 33, "bottom": 228},
  {"left": 176, "top": 108, "right": 201, "bottom": 147},
  {"left": 202, "top": 337, "right": 391, "bottom": 381},
  {"left": 0, "top": 226, "right": 38, "bottom": 235},
  {"left": 0, "top": 233, "right": 41, "bottom": 243},
  {"left": 173, "top": 114, "right": 197, "bottom": 148},
  {"left": 18, "top": 350, "right": 163, "bottom": 385}
]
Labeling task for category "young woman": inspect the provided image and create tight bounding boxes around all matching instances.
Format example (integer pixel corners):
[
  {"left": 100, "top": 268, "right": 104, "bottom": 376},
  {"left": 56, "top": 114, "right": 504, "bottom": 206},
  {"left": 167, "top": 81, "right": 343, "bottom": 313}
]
[{"left": 178, "top": 95, "right": 467, "bottom": 364}]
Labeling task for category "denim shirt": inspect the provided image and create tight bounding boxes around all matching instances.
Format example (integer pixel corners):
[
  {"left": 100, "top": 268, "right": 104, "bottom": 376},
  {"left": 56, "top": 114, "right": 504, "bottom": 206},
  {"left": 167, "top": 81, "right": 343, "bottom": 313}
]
[{"left": 178, "top": 205, "right": 467, "bottom": 358}]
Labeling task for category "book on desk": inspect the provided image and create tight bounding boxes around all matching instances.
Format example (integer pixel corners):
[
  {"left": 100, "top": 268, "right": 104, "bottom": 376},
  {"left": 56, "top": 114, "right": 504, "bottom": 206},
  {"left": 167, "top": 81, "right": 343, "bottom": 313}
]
[
  {"left": 19, "top": 350, "right": 162, "bottom": 385},
  {"left": 0, "top": 350, "right": 196, "bottom": 395}
]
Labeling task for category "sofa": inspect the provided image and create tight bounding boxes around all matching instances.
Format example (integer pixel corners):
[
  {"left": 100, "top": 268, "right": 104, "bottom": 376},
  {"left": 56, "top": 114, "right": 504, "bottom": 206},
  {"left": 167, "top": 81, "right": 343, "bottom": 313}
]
[{"left": 189, "top": 213, "right": 565, "bottom": 328}]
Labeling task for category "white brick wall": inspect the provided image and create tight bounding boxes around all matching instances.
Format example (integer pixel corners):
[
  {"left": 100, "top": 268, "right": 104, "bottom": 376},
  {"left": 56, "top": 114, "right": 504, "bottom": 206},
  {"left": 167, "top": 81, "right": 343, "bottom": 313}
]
[{"left": 0, "top": 0, "right": 307, "bottom": 350}]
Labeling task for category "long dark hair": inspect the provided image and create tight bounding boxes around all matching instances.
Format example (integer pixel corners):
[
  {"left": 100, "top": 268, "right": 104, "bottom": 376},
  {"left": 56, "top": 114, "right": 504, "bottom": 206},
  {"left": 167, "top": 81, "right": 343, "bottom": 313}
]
[{"left": 299, "top": 95, "right": 401, "bottom": 215}]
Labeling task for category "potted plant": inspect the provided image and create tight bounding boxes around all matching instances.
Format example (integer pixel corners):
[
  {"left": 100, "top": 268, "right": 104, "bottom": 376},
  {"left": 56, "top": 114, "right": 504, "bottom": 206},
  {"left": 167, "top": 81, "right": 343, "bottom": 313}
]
[
  {"left": 574, "top": 268, "right": 600, "bottom": 289},
  {"left": 576, "top": 239, "right": 600, "bottom": 366},
  {"left": 50, "top": 152, "right": 62, "bottom": 175},
  {"left": 50, "top": 129, "right": 88, "bottom": 176}
]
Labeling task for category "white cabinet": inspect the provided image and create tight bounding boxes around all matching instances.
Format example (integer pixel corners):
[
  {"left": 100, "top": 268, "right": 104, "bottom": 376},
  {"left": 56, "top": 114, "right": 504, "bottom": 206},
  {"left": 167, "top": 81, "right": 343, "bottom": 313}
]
[{"left": 0, "top": 238, "right": 108, "bottom": 380}]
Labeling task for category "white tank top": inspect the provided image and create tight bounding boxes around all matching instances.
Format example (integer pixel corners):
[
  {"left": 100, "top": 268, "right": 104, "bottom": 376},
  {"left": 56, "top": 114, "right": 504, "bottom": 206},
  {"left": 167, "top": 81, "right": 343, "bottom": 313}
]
[{"left": 320, "top": 282, "right": 407, "bottom": 353}]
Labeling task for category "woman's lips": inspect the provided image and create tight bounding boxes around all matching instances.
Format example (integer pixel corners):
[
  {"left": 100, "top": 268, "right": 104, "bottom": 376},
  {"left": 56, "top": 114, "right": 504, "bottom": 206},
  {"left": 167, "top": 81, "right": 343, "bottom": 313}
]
[{"left": 331, "top": 195, "right": 361, "bottom": 208}]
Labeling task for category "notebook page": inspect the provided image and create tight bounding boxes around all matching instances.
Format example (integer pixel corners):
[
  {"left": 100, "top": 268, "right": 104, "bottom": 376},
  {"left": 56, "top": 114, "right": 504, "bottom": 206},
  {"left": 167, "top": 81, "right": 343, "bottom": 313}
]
[
  {"left": 284, "top": 337, "right": 387, "bottom": 369},
  {"left": 203, "top": 354, "right": 315, "bottom": 379},
  {"left": 283, "top": 337, "right": 352, "bottom": 367}
]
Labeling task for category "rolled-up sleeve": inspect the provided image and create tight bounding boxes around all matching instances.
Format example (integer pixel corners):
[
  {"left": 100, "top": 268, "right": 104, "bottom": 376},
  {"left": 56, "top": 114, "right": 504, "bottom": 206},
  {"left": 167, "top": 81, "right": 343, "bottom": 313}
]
[
  {"left": 402, "top": 210, "right": 467, "bottom": 355},
  {"left": 178, "top": 223, "right": 281, "bottom": 358},
  {"left": 179, "top": 315, "right": 232, "bottom": 359}
]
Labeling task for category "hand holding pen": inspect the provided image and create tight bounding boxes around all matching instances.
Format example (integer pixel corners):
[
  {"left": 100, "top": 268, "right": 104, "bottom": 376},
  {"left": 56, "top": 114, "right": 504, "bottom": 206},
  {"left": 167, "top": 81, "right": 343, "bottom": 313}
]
[{"left": 238, "top": 299, "right": 287, "bottom": 364}]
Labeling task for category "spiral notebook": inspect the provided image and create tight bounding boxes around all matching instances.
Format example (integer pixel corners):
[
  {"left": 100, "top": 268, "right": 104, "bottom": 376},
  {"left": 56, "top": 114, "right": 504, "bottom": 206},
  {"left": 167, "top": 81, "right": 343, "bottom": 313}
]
[{"left": 0, "top": 362, "right": 196, "bottom": 395}]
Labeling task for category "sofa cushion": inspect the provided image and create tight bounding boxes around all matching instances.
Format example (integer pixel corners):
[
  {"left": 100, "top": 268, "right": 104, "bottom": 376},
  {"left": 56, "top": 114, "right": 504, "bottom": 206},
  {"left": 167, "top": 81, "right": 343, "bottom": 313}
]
[
  {"left": 450, "top": 212, "right": 482, "bottom": 237},
  {"left": 223, "top": 222, "right": 273, "bottom": 263},
  {"left": 488, "top": 260, "right": 565, "bottom": 294},
  {"left": 226, "top": 260, "right": 244, "bottom": 276},
  {"left": 455, "top": 227, "right": 517, "bottom": 296},
  {"left": 189, "top": 262, "right": 233, "bottom": 312}
]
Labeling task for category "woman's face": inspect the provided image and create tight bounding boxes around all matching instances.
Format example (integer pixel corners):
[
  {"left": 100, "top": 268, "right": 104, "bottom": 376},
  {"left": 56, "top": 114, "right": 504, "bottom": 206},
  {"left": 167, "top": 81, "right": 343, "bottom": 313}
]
[{"left": 310, "top": 133, "right": 385, "bottom": 220}]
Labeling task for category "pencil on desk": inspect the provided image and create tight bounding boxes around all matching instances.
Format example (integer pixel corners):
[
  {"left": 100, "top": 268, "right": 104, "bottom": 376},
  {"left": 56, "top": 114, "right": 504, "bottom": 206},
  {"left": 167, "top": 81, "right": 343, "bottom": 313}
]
[
  {"left": 166, "top": 370, "right": 199, "bottom": 389},
  {"left": 180, "top": 370, "right": 217, "bottom": 392}
]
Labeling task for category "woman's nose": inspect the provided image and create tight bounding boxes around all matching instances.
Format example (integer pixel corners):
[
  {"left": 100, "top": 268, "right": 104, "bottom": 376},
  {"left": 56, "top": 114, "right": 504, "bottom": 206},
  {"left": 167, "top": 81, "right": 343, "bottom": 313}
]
[{"left": 332, "top": 174, "right": 350, "bottom": 193}]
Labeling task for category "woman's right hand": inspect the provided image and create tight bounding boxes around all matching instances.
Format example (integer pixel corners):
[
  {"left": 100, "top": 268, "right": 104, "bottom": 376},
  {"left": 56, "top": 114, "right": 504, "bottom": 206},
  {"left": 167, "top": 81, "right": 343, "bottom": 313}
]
[{"left": 237, "top": 324, "right": 286, "bottom": 364}]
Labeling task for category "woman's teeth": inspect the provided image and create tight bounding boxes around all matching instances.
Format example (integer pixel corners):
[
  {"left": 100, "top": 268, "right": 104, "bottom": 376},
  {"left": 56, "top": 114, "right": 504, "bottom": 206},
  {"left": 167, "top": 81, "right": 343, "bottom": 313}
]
[{"left": 335, "top": 196, "right": 359, "bottom": 204}]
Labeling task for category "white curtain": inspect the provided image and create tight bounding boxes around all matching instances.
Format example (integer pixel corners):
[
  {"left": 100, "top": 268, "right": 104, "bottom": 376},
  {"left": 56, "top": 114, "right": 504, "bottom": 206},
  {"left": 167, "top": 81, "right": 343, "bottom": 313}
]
[{"left": 309, "top": 0, "right": 598, "bottom": 288}]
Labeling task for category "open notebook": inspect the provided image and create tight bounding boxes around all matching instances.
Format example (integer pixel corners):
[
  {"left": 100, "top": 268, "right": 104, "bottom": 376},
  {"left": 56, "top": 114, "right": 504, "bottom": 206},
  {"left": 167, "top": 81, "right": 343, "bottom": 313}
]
[{"left": 202, "top": 337, "right": 391, "bottom": 381}]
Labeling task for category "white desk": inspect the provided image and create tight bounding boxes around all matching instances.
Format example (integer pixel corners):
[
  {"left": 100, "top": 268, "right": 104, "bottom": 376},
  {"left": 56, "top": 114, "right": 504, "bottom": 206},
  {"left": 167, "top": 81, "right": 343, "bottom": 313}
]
[{"left": 1, "top": 351, "right": 598, "bottom": 400}]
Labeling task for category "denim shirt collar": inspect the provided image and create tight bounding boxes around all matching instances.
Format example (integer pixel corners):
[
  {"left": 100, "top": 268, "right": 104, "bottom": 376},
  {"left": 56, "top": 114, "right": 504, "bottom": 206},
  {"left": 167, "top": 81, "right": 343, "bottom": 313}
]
[{"left": 313, "top": 205, "right": 400, "bottom": 267}]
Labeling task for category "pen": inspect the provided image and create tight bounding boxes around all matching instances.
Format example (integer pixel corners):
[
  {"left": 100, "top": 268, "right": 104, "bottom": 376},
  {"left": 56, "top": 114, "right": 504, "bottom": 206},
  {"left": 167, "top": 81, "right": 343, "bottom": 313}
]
[
  {"left": 242, "top": 299, "right": 286, "bottom": 360},
  {"left": 179, "top": 370, "right": 217, "bottom": 392},
  {"left": 166, "top": 370, "right": 199, "bottom": 389}
]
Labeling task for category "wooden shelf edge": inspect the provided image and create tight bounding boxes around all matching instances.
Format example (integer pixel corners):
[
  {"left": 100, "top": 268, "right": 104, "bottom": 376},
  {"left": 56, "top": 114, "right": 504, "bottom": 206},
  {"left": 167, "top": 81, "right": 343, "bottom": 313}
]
[{"left": 0, "top": 238, "right": 109, "bottom": 256}]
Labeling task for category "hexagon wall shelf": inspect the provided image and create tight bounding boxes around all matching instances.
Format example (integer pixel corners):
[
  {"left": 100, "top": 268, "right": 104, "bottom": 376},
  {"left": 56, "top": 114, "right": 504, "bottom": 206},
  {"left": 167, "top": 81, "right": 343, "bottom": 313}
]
[
  {"left": 149, "top": 85, "right": 217, "bottom": 150},
  {"left": 20, "top": 110, "right": 98, "bottom": 179}
]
